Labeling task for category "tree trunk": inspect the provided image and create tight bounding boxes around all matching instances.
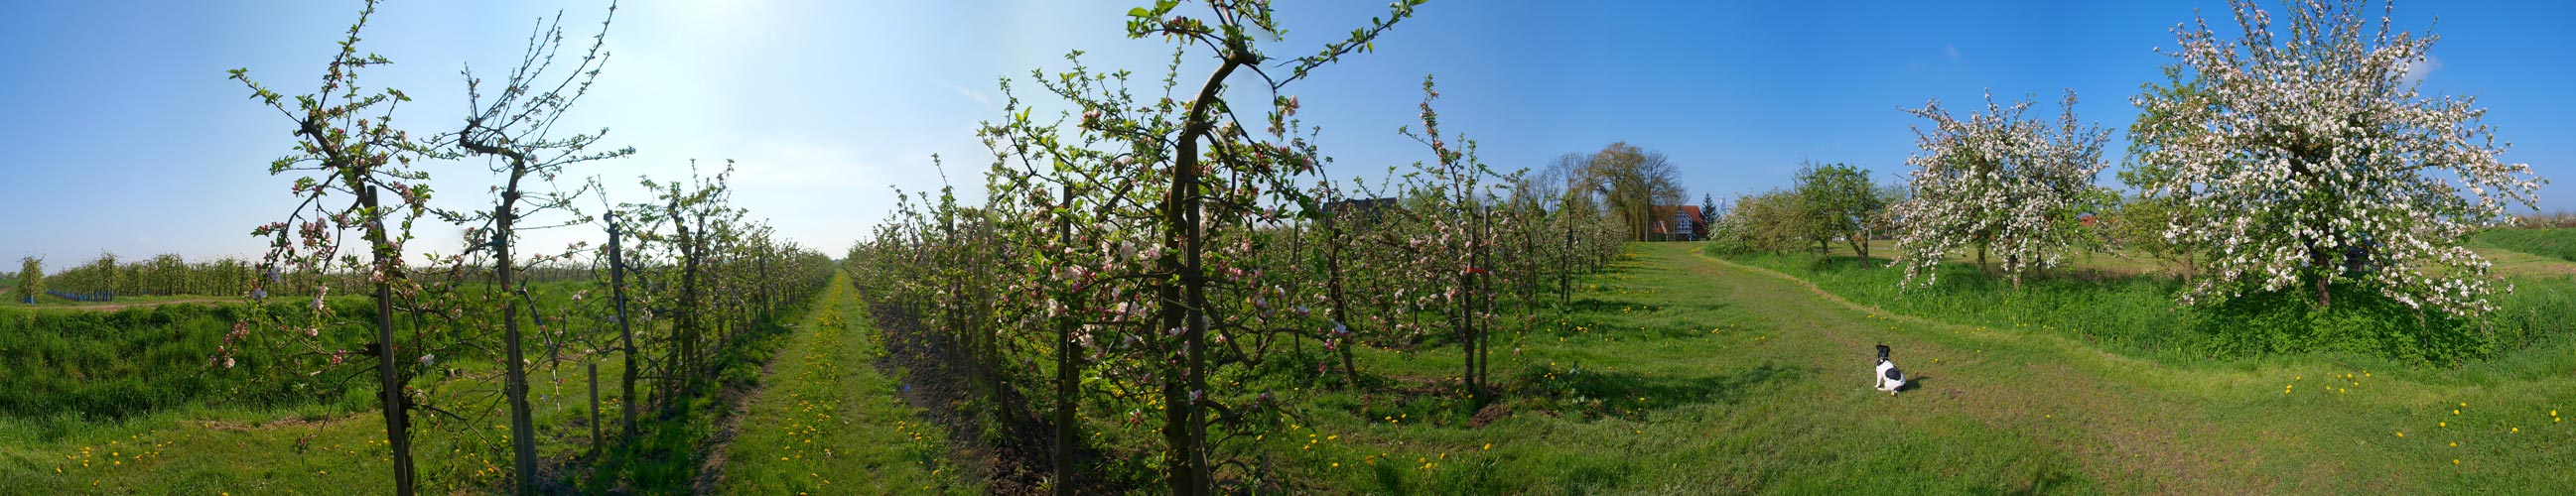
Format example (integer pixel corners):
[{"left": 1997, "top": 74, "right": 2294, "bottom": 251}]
[
  {"left": 1976, "top": 243, "right": 1988, "bottom": 273},
  {"left": 1159, "top": 58, "right": 1234, "bottom": 496},
  {"left": 1847, "top": 224, "right": 1869, "bottom": 259},
  {"left": 362, "top": 186, "right": 417, "bottom": 496},
  {"left": 608, "top": 214, "right": 636, "bottom": 443},
  {"left": 1053, "top": 184, "right": 1080, "bottom": 495},
  {"left": 1559, "top": 209, "right": 1573, "bottom": 307},
  {"left": 669, "top": 204, "right": 704, "bottom": 406},
  {"left": 1322, "top": 209, "right": 1362, "bottom": 388},
  {"left": 2313, "top": 249, "right": 2334, "bottom": 308},
  {"left": 497, "top": 174, "right": 539, "bottom": 495},
  {"left": 2006, "top": 254, "right": 2022, "bottom": 290}
]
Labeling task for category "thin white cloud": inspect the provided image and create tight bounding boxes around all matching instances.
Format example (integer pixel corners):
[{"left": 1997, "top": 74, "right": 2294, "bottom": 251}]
[
  {"left": 2398, "top": 54, "right": 2441, "bottom": 87},
  {"left": 947, "top": 81, "right": 994, "bottom": 107},
  {"left": 1944, "top": 44, "right": 1962, "bottom": 60}
]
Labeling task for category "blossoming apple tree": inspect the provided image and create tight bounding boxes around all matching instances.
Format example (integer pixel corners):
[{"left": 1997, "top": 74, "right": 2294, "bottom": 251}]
[
  {"left": 2129, "top": 0, "right": 2543, "bottom": 315},
  {"left": 1893, "top": 90, "right": 2110, "bottom": 289},
  {"left": 226, "top": 1, "right": 440, "bottom": 492}
]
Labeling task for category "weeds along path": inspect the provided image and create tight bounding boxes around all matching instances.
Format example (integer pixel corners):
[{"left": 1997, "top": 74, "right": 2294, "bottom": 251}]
[
  {"left": 711, "top": 270, "right": 975, "bottom": 495},
  {"left": 1663, "top": 243, "right": 2576, "bottom": 495}
]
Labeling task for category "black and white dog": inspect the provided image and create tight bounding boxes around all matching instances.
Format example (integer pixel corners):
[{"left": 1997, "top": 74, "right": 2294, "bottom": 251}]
[{"left": 1873, "top": 344, "right": 1907, "bottom": 396}]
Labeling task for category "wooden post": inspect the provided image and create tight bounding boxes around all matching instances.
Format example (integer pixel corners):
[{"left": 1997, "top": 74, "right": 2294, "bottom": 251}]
[{"left": 589, "top": 361, "right": 602, "bottom": 458}]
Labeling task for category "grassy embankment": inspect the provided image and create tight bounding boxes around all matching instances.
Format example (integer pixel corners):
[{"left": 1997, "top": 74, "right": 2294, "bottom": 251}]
[{"left": 0, "top": 279, "right": 831, "bottom": 494}]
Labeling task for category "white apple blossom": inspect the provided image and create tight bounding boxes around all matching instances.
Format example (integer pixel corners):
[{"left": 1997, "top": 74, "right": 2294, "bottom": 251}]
[
  {"left": 2132, "top": 0, "right": 2541, "bottom": 316},
  {"left": 1893, "top": 90, "right": 2110, "bottom": 289}
]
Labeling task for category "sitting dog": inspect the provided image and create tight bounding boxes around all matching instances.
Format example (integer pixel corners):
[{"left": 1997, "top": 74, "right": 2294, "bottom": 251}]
[{"left": 1874, "top": 344, "right": 1907, "bottom": 396}]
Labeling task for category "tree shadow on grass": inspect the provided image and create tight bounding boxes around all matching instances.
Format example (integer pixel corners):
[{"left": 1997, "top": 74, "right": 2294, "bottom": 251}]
[
  {"left": 1987, "top": 461, "right": 2079, "bottom": 496},
  {"left": 1806, "top": 255, "right": 1893, "bottom": 273},
  {"left": 1561, "top": 297, "right": 1633, "bottom": 314},
  {"left": 1505, "top": 361, "right": 1807, "bottom": 420}
]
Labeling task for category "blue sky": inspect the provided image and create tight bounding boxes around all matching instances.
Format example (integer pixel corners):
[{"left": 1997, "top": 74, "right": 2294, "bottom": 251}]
[{"left": 3, "top": 1, "right": 2570, "bottom": 270}]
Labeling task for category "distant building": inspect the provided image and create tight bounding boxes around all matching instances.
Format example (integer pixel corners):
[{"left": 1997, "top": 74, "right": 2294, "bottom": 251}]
[
  {"left": 1322, "top": 197, "right": 1402, "bottom": 225},
  {"left": 1650, "top": 205, "right": 1706, "bottom": 241}
]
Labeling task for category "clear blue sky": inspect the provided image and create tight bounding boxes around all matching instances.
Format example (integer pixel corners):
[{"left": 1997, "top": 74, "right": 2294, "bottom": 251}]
[{"left": 3, "top": 1, "right": 2571, "bottom": 271}]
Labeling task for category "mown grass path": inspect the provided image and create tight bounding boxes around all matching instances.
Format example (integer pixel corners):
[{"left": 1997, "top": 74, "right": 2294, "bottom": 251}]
[
  {"left": 712, "top": 271, "right": 974, "bottom": 495},
  {"left": 1265, "top": 243, "right": 2571, "bottom": 494},
  {"left": 1672, "top": 243, "right": 2575, "bottom": 494}
]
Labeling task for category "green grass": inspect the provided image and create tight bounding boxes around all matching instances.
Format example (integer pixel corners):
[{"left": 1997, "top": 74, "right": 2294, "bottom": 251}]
[
  {"left": 1719, "top": 240, "right": 2576, "bottom": 368},
  {"left": 0, "top": 345, "right": 639, "bottom": 494},
  {"left": 715, "top": 272, "right": 975, "bottom": 495},
  {"left": 0, "top": 299, "right": 379, "bottom": 420},
  {"left": 16, "top": 244, "right": 2576, "bottom": 493},
  {"left": 6, "top": 294, "right": 237, "bottom": 308},
  {"left": 1205, "top": 243, "right": 2576, "bottom": 494},
  {"left": 2475, "top": 227, "right": 2576, "bottom": 262},
  {"left": 0, "top": 279, "right": 808, "bottom": 494}
]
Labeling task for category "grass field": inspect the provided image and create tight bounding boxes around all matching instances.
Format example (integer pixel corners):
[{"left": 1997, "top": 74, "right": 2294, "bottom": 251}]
[
  {"left": 0, "top": 298, "right": 380, "bottom": 420},
  {"left": 1184, "top": 243, "right": 2576, "bottom": 494},
  {"left": 2476, "top": 228, "right": 2576, "bottom": 263},
  {"left": 11, "top": 243, "right": 2575, "bottom": 493},
  {"left": 0, "top": 346, "right": 635, "bottom": 494},
  {"left": 0, "top": 283, "right": 757, "bottom": 494}
]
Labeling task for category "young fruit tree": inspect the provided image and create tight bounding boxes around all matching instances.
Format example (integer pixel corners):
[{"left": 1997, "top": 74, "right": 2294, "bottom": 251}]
[
  {"left": 12, "top": 257, "right": 39, "bottom": 303},
  {"left": 439, "top": 3, "right": 632, "bottom": 491},
  {"left": 1397, "top": 75, "right": 1506, "bottom": 409},
  {"left": 2130, "top": 0, "right": 2542, "bottom": 315},
  {"left": 225, "top": 2, "right": 439, "bottom": 492},
  {"left": 1892, "top": 90, "right": 2110, "bottom": 289}
]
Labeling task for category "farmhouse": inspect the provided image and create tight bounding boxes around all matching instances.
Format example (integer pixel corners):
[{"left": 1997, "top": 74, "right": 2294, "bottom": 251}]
[
  {"left": 1650, "top": 204, "right": 1706, "bottom": 241},
  {"left": 1322, "top": 197, "right": 1402, "bottom": 225}
]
